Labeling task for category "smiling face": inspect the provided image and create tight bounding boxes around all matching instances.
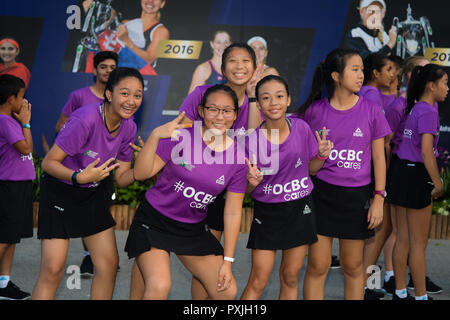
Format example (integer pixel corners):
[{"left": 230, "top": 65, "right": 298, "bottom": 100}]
[
  {"left": 257, "top": 80, "right": 290, "bottom": 121},
  {"left": 222, "top": 47, "right": 255, "bottom": 86},
  {"left": 0, "top": 41, "right": 19, "bottom": 66},
  {"left": 106, "top": 76, "right": 143, "bottom": 119},
  {"left": 249, "top": 40, "right": 267, "bottom": 65},
  {"left": 93, "top": 58, "right": 117, "bottom": 84},
  {"left": 141, "top": 0, "right": 165, "bottom": 15},
  {"left": 334, "top": 54, "right": 365, "bottom": 94},
  {"left": 210, "top": 32, "right": 231, "bottom": 59},
  {"left": 198, "top": 90, "right": 237, "bottom": 136}
]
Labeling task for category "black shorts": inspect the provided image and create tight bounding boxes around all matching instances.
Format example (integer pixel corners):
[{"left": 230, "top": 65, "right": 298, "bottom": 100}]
[
  {"left": 387, "top": 159, "right": 434, "bottom": 209},
  {"left": 247, "top": 196, "right": 317, "bottom": 250},
  {"left": 204, "top": 190, "right": 226, "bottom": 232},
  {"left": 312, "top": 177, "right": 374, "bottom": 240},
  {"left": 0, "top": 180, "right": 33, "bottom": 244},
  {"left": 124, "top": 199, "right": 224, "bottom": 259},
  {"left": 37, "top": 173, "right": 116, "bottom": 239}
]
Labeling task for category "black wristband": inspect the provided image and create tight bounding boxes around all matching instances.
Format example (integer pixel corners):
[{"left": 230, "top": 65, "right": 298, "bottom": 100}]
[
  {"left": 248, "top": 97, "right": 257, "bottom": 103},
  {"left": 71, "top": 171, "right": 80, "bottom": 187}
]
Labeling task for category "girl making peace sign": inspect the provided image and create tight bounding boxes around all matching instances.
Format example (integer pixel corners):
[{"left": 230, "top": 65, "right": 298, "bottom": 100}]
[{"left": 240, "top": 75, "right": 332, "bottom": 300}]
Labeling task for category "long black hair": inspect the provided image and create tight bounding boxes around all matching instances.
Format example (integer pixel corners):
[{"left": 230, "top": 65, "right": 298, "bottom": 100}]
[
  {"left": 296, "top": 48, "right": 360, "bottom": 118},
  {"left": 406, "top": 64, "right": 446, "bottom": 114}
]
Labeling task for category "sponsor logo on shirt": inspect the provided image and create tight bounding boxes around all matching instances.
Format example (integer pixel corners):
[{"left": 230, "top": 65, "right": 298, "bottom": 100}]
[
  {"left": 303, "top": 204, "right": 311, "bottom": 215},
  {"left": 403, "top": 129, "right": 413, "bottom": 139},
  {"left": 84, "top": 150, "right": 99, "bottom": 159},
  {"left": 328, "top": 149, "right": 363, "bottom": 170},
  {"left": 173, "top": 180, "right": 217, "bottom": 210},
  {"left": 216, "top": 175, "right": 225, "bottom": 185},
  {"left": 262, "top": 178, "right": 310, "bottom": 201},
  {"left": 20, "top": 153, "right": 33, "bottom": 162},
  {"left": 353, "top": 128, "right": 364, "bottom": 137},
  {"left": 318, "top": 128, "right": 331, "bottom": 138},
  {"left": 295, "top": 158, "right": 303, "bottom": 168}
]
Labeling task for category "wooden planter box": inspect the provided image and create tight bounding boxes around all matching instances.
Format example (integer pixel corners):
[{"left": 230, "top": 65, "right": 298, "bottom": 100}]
[
  {"left": 32, "top": 202, "right": 255, "bottom": 233},
  {"left": 429, "top": 214, "right": 450, "bottom": 240}
]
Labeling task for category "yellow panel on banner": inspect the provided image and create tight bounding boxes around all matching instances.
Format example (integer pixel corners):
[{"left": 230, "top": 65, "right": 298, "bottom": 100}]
[
  {"left": 156, "top": 40, "right": 203, "bottom": 60},
  {"left": 425, "top": 48, "right": 450, "bottom": 67}
]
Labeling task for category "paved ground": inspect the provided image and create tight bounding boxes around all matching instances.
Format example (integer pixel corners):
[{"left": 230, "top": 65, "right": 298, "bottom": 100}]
[{"left": 7, "top": 230, "right": 450, "bottom": 300}]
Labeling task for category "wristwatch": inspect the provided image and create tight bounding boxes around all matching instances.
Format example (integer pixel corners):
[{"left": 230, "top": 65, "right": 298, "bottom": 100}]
[
  {"left": 374, "top": 190, "right": 387, "bottom": 198},
  {"left": 71, "top": 171, "right": 80, "bottom": 187}
]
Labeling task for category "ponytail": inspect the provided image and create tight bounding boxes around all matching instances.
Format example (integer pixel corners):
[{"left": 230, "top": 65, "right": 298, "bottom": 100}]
[
  {"left": 406, "top": 64, "right": 446, "bottom": 114},
  {"left": 296, "top": 63, "right": 325, "bottom": 117},
  {"left": 296, "top": 48, "right": 360, "bottom": 118}
]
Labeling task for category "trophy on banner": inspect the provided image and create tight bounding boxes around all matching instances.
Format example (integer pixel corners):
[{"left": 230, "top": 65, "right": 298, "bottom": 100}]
[
  {"left": 393, "top": 3, "right": 435, "bottom": 59},
  {"left": 72, "top": 0, "right": 122, "bottom": 72}
]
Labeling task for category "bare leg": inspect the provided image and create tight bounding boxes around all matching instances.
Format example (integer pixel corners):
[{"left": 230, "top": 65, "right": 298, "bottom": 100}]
[
  {"left": 129, "top": 260, "right": 145, "bottom": 300},
  {"left": 31, "top": 239, "right": 69, "bottom": 300},
  {"left": 83, "top": 227, "right": 118, "bottom": 300},
  {"left": 136, "top": 248, "right": 171, "bottom": 300},
  {"left": 383, "top": 204, "right": 397, "bottom": 272},
  {"left": 340, "top": 239, "right": 365, "bottom": 300},
  {"left": 303, "top": 235, "right": 333, "bottom": 300},
  {"left": 240, "top": 249, "right": 276, "bottom": 300},
  {"left": 393, "top": 206, "right": 409, "bottom": 292},
  {"left": 279, "top": 245, "right": 308, "bottom": 300}
]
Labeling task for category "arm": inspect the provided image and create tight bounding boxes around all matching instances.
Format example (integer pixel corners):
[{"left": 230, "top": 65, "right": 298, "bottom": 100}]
[
  {"left": 368, "top": 137, "right": 386, "bottom": 229},
  {"left": 309, "top": 127, "right": 333, "bottom": 176},
  {"left": 384, "top": 133, "right": 393, "bottom": 169},
  {"left": 42, "top": 144, "right": 118, "bottom": 185},
  {"left": 422, "top": 133, "right": 444, "bottom": 199},
  {"left": 247, "top": 64, "right": 265, "bottom": 130},
  {"left": 217, "top": 191, "right": 245, "bottom": 292},
  {"left": 12, "top": 99, "right": 33, "bottom": 155},
  {"left": 55, "top": 113, "right": 69, "bottom": 133},
  {"left": 134, "top": 112, "right": 189, "bottom": 180},
  {"left": 188, "top": 62, "right": 210, "bottom": 94},
  {"left": 118, "top": 24, "right": 169, "bottom": 66}
]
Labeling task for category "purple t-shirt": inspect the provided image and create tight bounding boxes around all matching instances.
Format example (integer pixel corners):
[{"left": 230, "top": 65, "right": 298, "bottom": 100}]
[
  {"left": 358, "top": 85, "right": 384, "bottom": 112},
  {"left": 61, "top": 86, "right": 104, "bottom": 117},
  {"left": 250, "top": 117, "right": 318, "bottom": 203},
  {"left": 179, "top": 84, "right": 261, "bottom": 135},
  {"left": 303, "top": 97, "right": 391, "bottom": 187},
  {"left": 384, "top": 96, "right": 407, "bottom": 154},
  {"left": 55, "top": 103, "right": 137, "bottom": 188},
  {"left": 145, "top": 125, "right": 248, "bottom": 224},
  {"left": 0, "top": 115, "right": 35, "bottom": 181},
  {"left": 381, "top": 92, "right": 396, "bottom": 109},
  {"left": 397, "top": 101, "right": 440, "bottom": 163}
]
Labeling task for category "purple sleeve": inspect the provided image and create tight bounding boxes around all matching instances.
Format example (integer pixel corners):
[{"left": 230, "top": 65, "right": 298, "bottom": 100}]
[
  {"left": 61, "top": 91, "right": 79, "bottom": 117},
  {"left": 363, "top": 90, "right": 384, "bottom": 110},
  {"left": 116, "top": 122, "right": 137, "bottom": 162},
  {"left": 55, "top": 116, "right": 90, "bottom": 156},
  {"left": 384, "top": 107, "right": 403, "bottom": 133},
  {"left": 371, "top": 106, "right": 392, "bottom": 140},
  {"left": 418, "top": 112, "right": 439, "bottom": 136},
  {"left": 225, "top": 164, "right": 248, "bottom": 194},
  {"left": 0, "top": 118, "right": 24, "bottom": 145},
  {"left": 156, "top": 138, "right": 175, "bottom": 163},
  {"left": 179, "top": 86, "right": 203, "bottom": 121}
]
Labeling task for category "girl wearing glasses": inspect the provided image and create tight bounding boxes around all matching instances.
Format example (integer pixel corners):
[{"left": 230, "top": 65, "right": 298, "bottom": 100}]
[{"left": 125, "top": 84, "right": 248, "bottom": 299}]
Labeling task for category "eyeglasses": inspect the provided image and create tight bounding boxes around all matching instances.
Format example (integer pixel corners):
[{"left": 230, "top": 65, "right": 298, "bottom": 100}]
[{"left": 202, "top": 106, "right": 236, "bottom": 119}]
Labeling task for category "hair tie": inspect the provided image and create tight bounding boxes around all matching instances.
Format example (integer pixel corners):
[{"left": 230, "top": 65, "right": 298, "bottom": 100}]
[{"left": 0, "top": 38, "right": 19, "bottom": 50}]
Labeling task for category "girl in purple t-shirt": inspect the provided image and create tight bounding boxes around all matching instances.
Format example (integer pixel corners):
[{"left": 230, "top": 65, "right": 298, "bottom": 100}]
[
  {"left": 125, "top": 85, "right": 248, "bottom": 300},
  {"left": 388, "top": 64, "right": 448, "bottom": 300},
  {"left": 32, "top": 68, "right": 143, "bottom": 300},
  {"left": 358, "top": 53, "right": 395, "bottom": 112},
  {"left": 240, "top": 75, "right": 332, "bottom": 300},
  {"left": 297, "top": 48, "right": 391, "bottom": 300}
]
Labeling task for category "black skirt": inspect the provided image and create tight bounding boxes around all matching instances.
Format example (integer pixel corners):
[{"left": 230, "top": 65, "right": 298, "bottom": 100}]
[
  {"left": 387, "top": 158, "right": 434, "bottom": 209},
  {"left": 386, "top": 152, "right": 400, "bottom": 197},
  {"left": 247, "top": 196, "right": 317, "bottom": 250},
  {"left": 0, "top": 180, "right": 33, "bottom": 244},
  {"left": 124, "top": 199, "right": 224, "bottom": 259},
  {"left": 311, "top": 177, "right": 374, "bottom": 240},
  {"left": 37, "top": 173, "right": 116, "bottom": 239},
  {"left": 204, "top": 190, "right": 226, "bottom": 232}
]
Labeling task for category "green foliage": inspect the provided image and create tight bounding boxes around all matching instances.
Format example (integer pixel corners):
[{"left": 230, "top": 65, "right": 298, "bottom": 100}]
[
  {"left": 243, "top": 192, "right": 254, "bottom": 208},
  {"left": 114, "top": 178, "right": 154, "bottom": 208},
  {"left": 32, "top": 155, "right": 42, "bottom": 202},
  {"left": 432, "top": 166, "right": 450, "bottom": 216}
]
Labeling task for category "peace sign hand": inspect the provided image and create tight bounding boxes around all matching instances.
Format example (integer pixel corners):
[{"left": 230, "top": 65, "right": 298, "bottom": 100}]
[
  {"left": 153, "top": 111, "right": 192, "bottom": 141},
  {"left": 77, "top": 157, "right": 120, "bottom": 185},
  {"left": 246, "top": 63, "right": 265, "bottom": 98},
  {"left": 245, "top": 154, "right": 263, "bottom": 188},
  {"left": 315, "top": 127, "right": 333, "bottom": 159}
]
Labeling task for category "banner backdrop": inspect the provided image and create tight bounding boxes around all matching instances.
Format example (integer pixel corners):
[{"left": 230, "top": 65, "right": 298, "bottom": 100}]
[{"left": 1, "top": 0, "right": 450, "bottom": 156}]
